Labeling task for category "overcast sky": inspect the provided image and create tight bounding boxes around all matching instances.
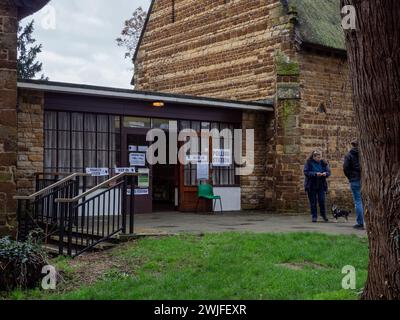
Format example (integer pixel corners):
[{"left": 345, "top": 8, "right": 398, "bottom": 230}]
[{"left": 21, "top": 0, "right": 151, "bottom": 88}]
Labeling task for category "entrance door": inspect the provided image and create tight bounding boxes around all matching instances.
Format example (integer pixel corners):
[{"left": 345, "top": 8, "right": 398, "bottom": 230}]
[
  {"left": 178, "top": 135, "right": 213, "bottom": 212},
  {"left": 121, "top": 130, "right": 152, "bottom": 214}
]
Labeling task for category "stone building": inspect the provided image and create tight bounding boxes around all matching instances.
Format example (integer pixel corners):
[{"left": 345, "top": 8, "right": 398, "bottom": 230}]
[
  {"left": 133, "top": 0, "right": 356, "bottom": 212},
  {"left": 0, "top": 0, "right": 358, "bottom": 241},
  {"left": 0, "top": 0, "right": 49, "bottom": 237}
]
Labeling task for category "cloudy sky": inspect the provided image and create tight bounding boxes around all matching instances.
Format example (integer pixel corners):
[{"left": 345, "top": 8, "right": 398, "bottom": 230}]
[{"left": 21, "top": 0, "right": 151, "bottom": 88}]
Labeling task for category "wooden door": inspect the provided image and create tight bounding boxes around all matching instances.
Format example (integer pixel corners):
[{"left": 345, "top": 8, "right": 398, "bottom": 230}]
[{"left": 178, "top": 135, "right": 213, "bottom": 212}]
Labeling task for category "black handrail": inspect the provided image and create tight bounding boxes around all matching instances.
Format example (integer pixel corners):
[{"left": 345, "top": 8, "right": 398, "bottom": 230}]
[
  {"left": 16, "top": 172, "right": 137, "bottom": 257},
  {"left": 57, "top": 174, "right": 136, "bottom": 257},
  {"left": 16, "top": 177, "right": 81, "bottom": 243}
]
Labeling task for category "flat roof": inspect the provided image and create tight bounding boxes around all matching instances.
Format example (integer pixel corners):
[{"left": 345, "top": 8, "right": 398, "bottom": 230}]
[{"left": 18, "top": 80, "right": 274, "bottom": 112}]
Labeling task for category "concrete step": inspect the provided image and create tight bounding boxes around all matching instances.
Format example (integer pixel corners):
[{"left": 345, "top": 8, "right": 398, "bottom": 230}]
[
  {"left": 42, "top": 243, "right": 72, "bottom": 256},
  {"left": 43, "top": 235, "right": 117, "bottom": 257}
]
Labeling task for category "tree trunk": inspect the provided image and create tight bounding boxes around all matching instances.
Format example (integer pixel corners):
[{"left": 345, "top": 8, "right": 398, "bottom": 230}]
[{"left": 341, "top": 0, "right": 400, "bottom": 299}]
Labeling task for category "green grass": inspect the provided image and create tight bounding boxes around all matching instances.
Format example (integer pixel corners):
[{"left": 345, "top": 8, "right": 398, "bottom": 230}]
[{"left": 2, "top": 233, "right": 368, "bottom": 300}]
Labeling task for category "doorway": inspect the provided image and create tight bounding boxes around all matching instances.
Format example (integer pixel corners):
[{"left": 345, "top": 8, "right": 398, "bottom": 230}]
[
  {"left": 122, "top": 127, "right": 178, "bottom": 213},
  {"left": 153, "top": 164, "right": 177, "bottom": 211},
  {"left": 152, "top": 130, "right": 178, "bottom": 212},
  {"left": 121, "top": 129, "right": 152, "bottom": 214}
]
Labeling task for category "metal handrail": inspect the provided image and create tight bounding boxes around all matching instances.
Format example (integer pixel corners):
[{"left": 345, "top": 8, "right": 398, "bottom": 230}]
[
  {"left": 14, "top": 173, "right": 90, "bottom": 200},
  {"left": 55, "top": 173, "right": 139, "bottom": 203}
]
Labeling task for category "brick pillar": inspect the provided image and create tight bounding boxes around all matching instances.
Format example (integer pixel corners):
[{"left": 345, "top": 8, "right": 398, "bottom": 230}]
[
  {"left": 0, "top": 1, "right": 18, "bottom": 237},
  {"left": 273, "top": 52, "right": 304, "bottom": 213},
  {"left": 241, "top": 111, "right": 267, "bottom": 210}
]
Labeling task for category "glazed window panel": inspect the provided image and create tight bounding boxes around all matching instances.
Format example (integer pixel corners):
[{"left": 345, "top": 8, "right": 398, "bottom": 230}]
[
  {"left": 44, "top": 112, "right": 121, "bottom": 187},
  {"left": 72, "top": 113, "right": 83, "bottom": 131},
  {"left": 84, "top": 132, "right": 96, "bottom": 150},
  {"left": 72, "top": 132, "right": 83, "bottom": 150},
  {"left": 97, "top": 132, "right": 109, "bottom": 151},
  {"left": 85, "top": 114, "right": 96, "bottom": 132},
  {"left": 123, "top": 116, "right": 151, "bottom": 128},
  {"left": 72, "top": 150, "right": 83, "bottom": 168},
  {"left": 180, "top": 120, "right": 238, "bottom": 186},
  {"left": 58, "top": 112, "right": 70, "bottom": 130},
  {"left": 58, "top": 131, "right": 70, "bottom": 149},
  {"left": 44, "top": 112, "right": 57, "bottom": 130},
  {"left": 45, "top": 130, "right": 56, "bottom": 148},
  {"left": 152, "top": 118, "right": 170, "bottom": 130}
]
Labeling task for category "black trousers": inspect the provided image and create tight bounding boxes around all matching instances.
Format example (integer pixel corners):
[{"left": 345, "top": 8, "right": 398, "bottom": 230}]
[{"left": 307, "top": 188, "right": 327, "bottom": 219}]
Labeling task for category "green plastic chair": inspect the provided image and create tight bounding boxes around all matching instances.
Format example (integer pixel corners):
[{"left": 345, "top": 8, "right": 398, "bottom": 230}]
[{"left": 196, "top": 183, "right": 223, "bottom": 213}]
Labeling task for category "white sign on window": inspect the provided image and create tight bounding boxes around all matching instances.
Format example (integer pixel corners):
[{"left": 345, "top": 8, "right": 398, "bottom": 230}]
[
  {"left": 115, "top": 167, "right": 136, "bottom": 174},
  {"left": 86, "top": 168, "right": 109, "bottom": 177},
  {"left": 129, "top": 145, "right": 137, "bottom": 152},
  {"left": 197, "top": 162, "right": 209, "bottom": 180},
  {"left": 134, "top": 189, "right": 149, "bottom": 196},
  {"left": 128, "top": 121, "right": 145, "bottom": 128},
  {"left": 212, "top": 149, "right": 232, "bottom": 167},
  {"left": 185, "top": 155, "right": 208, "bottom": 163},
  {"left": 129, "top": 153, "right": 146, "bottom": 167}
]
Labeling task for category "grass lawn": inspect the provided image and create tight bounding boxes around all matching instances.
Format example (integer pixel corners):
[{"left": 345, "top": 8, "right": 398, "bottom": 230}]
[{"left": 2, "top": 232, "right": 368, "bottom": 300}]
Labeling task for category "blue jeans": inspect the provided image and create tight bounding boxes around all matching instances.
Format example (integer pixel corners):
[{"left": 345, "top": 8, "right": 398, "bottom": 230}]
[
  {"left": 307, "top": 189, "right": 326, "bottom": 220},
  {"left": 350, "top": 180, "right": 364, "bottom": 226}
]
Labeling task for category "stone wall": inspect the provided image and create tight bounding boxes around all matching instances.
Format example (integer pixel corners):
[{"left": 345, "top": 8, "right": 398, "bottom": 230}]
[
  {"left": 0, "top": 1, "right": 18, "bottom": 237},
  {"left": 17, "top": 89, "right": 44, "bottom": 195},
  {"left": 298, "top": 51, "right": 355, "bottom": 212},
  {"left": 134, "top": 0, "right": 294, "bottom": 101},
  {"left": 241, "top": 110, "right": 274, "bottom": 210},
  {"left": 272, "top": 51, "right": 355, "bottom": 213}
]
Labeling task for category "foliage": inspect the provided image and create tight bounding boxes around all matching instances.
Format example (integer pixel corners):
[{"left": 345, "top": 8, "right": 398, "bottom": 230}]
[
  {"left": 275, "top": 51, "right": 300, "bottom": 76},
  {"left": 17, "top": 20, "right": 48, "bottom": 80},
  {"left": 0, "top": 233, "right": 48, "bottom": 292},
  {"left": 116, "top": 7, "right": 147, "bottom": 61},
  {"left": 282, "top": 100, "right": 295, "bottom": 120}
]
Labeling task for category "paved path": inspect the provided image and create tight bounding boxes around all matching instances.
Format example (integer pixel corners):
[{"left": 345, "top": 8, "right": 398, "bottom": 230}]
[{"left": 134, "top": 211, "right": 367, "bottom": 237}]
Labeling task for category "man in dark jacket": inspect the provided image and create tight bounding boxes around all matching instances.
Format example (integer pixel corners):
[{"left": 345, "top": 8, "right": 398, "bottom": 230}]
[{"left": 343, "top": 140, "right": 365, "bottom": 230}]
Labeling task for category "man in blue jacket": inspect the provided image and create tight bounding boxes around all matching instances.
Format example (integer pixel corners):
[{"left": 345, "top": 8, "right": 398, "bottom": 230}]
[{"left": 344, "top": 140, "right": 365, "bottom": 230}]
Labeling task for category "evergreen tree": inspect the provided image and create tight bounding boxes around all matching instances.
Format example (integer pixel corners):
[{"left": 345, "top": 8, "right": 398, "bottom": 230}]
[{"left": 17, "top": 20, "right": 48, "bottom": 80}]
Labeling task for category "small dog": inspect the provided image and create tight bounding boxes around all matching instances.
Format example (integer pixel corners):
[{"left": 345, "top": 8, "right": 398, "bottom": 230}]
[{"left": 331, "top": 205, "right": 351, "bottom": 223}]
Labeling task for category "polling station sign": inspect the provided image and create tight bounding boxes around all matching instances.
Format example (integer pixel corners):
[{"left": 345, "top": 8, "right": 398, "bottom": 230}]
[
  {"left": 212, "top": 149, "right": 232, "bottom": 167},
  {"left": 86, "top": 168, "right": 109, "bottom": 176},
  {"left": 115, "top": 167, "right": 136, "bottom": 174},
  {"left": 130, "top": 153, "right": 146, "bottom": 167}
]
